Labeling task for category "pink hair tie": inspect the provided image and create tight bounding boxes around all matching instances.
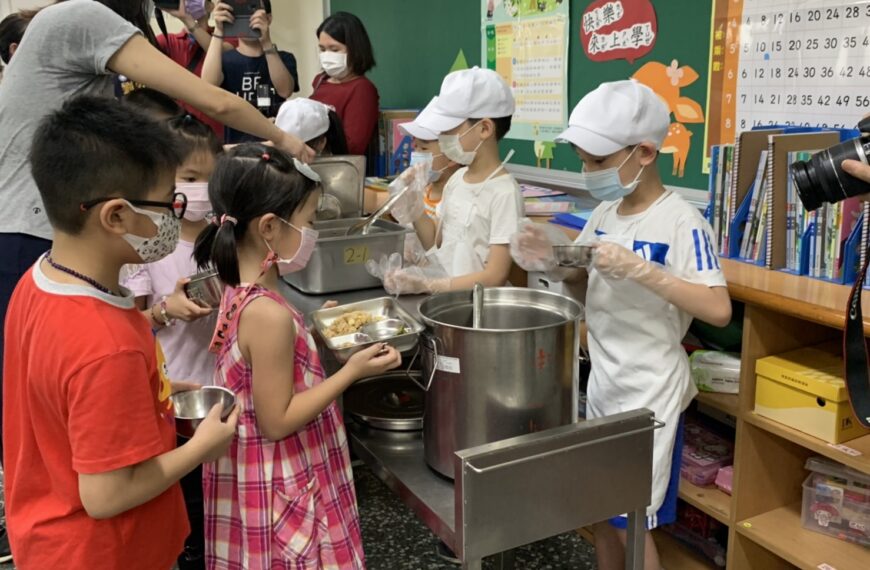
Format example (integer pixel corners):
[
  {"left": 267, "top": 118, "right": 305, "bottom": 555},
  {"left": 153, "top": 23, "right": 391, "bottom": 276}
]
[{"left": 220, "top": 215, "right": 238, "bottom": 226}]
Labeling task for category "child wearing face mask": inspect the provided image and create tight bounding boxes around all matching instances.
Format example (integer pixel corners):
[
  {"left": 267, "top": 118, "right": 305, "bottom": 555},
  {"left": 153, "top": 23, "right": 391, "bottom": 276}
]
[
  {"left": 275, "top": 97, "right": 348, "bottom": 156},
  {"left": 120, "top": 113, "right": 223, "bottom": 570},
  {"left": 3, "top": 96, "right": 238, "bottom": 570},
  {"left": 374, "top": 67, "right": 522, "bottom": 294},
  {"left": 397, "top": 97, "right": 461, "bottom": 222},
  {"left": 193, "top": 144, "right": 401, "bottom": 569},
  {"left": 511, "top": 80, "right": 732, "bottom": 570}
]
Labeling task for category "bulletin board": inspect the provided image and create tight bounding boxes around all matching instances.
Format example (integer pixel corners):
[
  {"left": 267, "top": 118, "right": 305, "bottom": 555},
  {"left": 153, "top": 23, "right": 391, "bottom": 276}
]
[
  {"left": 328, "top": 0, "right": 712, "bottom": 192},
  {"left": 706, "top": 0, "right": 870, "bottom": 164}
]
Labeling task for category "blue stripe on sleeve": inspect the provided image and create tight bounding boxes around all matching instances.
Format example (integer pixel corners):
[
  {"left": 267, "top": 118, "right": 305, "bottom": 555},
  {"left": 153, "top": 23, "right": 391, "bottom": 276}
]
[{"left": 692, "top": 229, "right": 703, "bottom": 271}]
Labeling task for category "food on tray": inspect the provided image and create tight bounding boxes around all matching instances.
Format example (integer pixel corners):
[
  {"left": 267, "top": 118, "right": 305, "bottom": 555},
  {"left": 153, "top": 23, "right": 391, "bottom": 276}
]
[{"left": 323, "top": 311, "right": 382, "bottom": 339}]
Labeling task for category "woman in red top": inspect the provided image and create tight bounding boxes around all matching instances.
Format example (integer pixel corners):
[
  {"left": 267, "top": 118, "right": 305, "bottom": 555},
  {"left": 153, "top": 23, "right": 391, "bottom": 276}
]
[{"left": 311, "top": 12, "right": 379, "bottom": 157}]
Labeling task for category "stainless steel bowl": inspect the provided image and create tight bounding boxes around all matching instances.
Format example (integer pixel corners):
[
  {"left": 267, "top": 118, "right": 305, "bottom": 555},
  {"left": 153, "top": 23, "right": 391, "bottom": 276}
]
[
  {"left": 184, "top": 269, "right": 224, "bottom": 308},
  {"left": 171, "top": 386, "right": 236, "bottom": 438},
  {"left": 360, "top": 318, "right": 407, "bottom": 341},
  {"left": 553, "top": 244, "right": 594, "bottom": 268}
]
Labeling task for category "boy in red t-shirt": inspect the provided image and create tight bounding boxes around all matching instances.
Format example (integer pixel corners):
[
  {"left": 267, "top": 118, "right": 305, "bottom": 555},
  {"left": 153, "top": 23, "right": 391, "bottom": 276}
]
[{"left": 2, "top": 96, "right": 239, "bottom": 570}]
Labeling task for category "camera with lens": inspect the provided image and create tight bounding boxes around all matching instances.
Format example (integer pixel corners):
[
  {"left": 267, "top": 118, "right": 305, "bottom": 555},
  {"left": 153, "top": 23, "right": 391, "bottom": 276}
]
[{"left": 789, "top": 116, "right": 870, "bottom": 211}]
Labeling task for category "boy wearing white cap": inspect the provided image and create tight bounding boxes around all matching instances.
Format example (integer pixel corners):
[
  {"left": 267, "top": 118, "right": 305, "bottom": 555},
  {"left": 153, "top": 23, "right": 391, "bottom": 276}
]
[
  {"left": 381, "top": 67, "right": 522, "bottom": 293},
  {"left": 274, "top": 97, "right": 347, "bottom": 156},
  {"left": 512, "top": 80, "right": 731, "bottom": 569}
]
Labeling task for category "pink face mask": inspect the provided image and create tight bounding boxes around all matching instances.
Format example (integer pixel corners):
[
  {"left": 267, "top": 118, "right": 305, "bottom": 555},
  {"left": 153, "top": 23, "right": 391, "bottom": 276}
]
[
  {"left": 265, "top": 218, "right": 319, "bottom": 275},
  {"left": 176, "top": 182, "right": 212, "bottom": 222}
]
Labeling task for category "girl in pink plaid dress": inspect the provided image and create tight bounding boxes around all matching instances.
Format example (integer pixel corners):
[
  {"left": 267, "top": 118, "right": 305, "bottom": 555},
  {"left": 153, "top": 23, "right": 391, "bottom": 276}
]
[{"left": 194, "top": 144, "right": 402, "bottom": 569}]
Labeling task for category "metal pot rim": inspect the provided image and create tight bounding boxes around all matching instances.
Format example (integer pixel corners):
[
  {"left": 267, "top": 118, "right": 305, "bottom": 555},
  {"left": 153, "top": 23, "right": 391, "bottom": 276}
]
[{"left": 417, "top": 287, "right": 583, "bottom": 333}]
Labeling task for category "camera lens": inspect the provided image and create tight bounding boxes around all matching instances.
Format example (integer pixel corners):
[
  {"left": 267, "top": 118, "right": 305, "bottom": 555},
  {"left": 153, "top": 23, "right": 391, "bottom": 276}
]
[{"left": 789, "top": 135, "right": 870, "bottom": 211}]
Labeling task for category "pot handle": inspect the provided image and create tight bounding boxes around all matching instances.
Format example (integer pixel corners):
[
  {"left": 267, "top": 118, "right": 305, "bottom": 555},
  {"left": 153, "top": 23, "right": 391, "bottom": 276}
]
[{"left": 403, "top": 333, "right": 439, "bottom": 392}]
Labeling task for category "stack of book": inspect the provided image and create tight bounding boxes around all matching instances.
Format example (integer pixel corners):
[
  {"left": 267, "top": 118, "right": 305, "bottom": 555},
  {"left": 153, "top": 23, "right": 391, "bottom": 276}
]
[{"left": 707, "top": 127, "right": 864, "bottom": 284}]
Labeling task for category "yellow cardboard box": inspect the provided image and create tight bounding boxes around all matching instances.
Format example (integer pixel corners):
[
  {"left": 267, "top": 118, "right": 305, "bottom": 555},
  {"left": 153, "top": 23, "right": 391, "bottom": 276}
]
[{"left": 755, "top": 343, "right": 870, "bottom": 444}]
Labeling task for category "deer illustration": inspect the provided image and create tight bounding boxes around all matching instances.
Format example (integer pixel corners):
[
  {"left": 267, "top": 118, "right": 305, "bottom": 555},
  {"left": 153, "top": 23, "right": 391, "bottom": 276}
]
[{"left": 632, "top": 59, "right": 705, "bottom": 178}]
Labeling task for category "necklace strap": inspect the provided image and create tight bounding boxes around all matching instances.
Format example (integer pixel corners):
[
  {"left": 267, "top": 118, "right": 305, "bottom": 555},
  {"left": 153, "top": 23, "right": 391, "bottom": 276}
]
[{"left": 44, "top": 252, "right": 117, "bottom": 296}]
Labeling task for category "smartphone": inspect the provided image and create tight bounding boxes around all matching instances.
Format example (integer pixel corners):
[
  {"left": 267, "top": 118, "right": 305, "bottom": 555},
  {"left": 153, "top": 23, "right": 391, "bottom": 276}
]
[{"left": 223, "top": 0, "right": 262, "bottom": 39}]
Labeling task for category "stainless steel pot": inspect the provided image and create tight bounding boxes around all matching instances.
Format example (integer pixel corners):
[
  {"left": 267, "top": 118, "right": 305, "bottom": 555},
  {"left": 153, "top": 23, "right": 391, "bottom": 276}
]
[{"left": 418, "top": 287, "right": 582, "bottom": 478}]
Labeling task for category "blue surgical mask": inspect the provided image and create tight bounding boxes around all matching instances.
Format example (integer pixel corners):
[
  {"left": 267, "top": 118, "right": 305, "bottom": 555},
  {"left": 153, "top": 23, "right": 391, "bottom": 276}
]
[
  {"left": 577, "top": 146, "right": 644, "bottom": 202},
  {"left": 410, "top": 151, "right": 450, "bottom": 183}
]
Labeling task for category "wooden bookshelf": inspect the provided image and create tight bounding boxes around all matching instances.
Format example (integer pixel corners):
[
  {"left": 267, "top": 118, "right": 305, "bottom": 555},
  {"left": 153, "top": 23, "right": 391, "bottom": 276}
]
[
  {"left": 736, "top": 504, "right": 870, "bottom": 570},
  {"left": 678, "top": 479, "right": 732, "bottom": 526},
  {"left": 718, "top": 259, "right": 870, "bottom": 569},
  {"left": 695, "top": 391, "right": 740, "bottom": 418}
]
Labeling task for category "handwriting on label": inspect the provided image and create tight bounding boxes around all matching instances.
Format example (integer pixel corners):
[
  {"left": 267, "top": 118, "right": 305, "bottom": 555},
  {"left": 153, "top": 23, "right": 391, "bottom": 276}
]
[
  {"left": 343, "top": 246, "right": 369, "bottom": 265},
  {"left": 817, "top": 563, "right": 837, "bottom": 570},
  {"left": 436, "top": 356, "right": 461, "bottom": 374},
  {"left": 827, "top": 443, "right": 862, "bottom": 457}
]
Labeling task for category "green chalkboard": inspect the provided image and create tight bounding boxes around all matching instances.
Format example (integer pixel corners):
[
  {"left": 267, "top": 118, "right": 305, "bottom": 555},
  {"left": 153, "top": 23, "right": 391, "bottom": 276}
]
[{"left": 330, "top": 0, "right": 712, "bottom": 191}]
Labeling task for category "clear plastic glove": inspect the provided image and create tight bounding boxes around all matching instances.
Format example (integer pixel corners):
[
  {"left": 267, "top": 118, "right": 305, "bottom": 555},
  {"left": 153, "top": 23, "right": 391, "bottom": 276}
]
[
  {"left": 389, "top": 163, "right": 429, "bottom": 225},
  {"left": 366, "top": 253, "right": 450, "bottom": 295},
  {"left": 365, "top": 252, "right": 403, "bottom": 283},
  {"left": 384, "top": 266, "right": 451, "bottom": 295},
  {"left": 403, "top": 235, "right": 428, "bottom": 266},
  {"left": 509, "top": 219, "right": 573, "bottom": 272},
  {"left": 592, "top": 242, "right": 662, "bottom": 282}
]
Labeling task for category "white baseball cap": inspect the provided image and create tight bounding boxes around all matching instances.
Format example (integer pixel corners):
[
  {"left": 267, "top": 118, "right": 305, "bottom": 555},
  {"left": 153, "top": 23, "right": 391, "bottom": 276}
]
[
  {"left": 275, "top": 98, "right": 331, "bottom": 143},
  {"left": 417, "top": 67, "right": 515, "bottom": 134},
  {"left": 399, "top": 97, "right": 439, "bottom": 141},
  {"left": 556, "top": 80, "right": 670, "bottom": 157}
]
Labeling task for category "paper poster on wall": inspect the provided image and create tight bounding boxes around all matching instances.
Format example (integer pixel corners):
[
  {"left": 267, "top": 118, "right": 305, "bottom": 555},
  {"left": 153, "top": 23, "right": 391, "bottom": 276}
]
[
  {"left": 580, "top": 0, "right": 658, "bottom": 63},
  {"left": 482, "top": 0, "right": 570, "bottom": 141},
  {"left": 705, "top": 0, "right": 870, "bottom": 169}
]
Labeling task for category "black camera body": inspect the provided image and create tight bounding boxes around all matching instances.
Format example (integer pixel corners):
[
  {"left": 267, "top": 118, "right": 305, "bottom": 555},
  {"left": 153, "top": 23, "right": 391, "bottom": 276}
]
[{"left": 789, "top": 117, "right": 870, "bottom": 211}]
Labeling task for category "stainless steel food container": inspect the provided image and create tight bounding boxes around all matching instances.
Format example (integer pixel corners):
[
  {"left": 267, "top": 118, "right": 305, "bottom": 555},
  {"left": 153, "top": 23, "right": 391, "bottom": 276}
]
[
  {"left": 309, "top": 155, "right": 366, "bottom": 218},
  {"left": 312, "top": 297, "right": 424, "bottom": 363},
  {"left": 184, "top": 269, "right": 224, "bottom": 308},
  {"left": 418, "top": 288, "right": 582, "bottom": 478},
  {"left": 283, "top": 218, "right": 410, "bottom": 294},
  {"left": 170, "top": 386, "right": 236, "bottom": 438}
]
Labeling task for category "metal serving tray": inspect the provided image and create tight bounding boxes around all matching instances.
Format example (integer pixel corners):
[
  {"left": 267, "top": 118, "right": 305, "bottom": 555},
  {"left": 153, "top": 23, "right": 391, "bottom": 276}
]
[
  {"left": 311, "top": 297, "right": 425, "bottom": 363},
  {"left": 283, "top": 218, "right": 409, "bottom": 294}
]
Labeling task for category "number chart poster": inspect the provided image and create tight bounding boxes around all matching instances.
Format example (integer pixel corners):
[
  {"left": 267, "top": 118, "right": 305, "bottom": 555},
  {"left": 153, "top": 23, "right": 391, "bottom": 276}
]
[
  {"left": 706, "top": 0, "right": 870, "bottom": 168},
  {"left": 481, "top": 0, "right": 570, "bottom": 141}
]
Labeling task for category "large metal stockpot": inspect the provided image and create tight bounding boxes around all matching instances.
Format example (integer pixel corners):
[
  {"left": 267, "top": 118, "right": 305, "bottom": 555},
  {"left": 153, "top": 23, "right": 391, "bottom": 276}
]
[{"left": 417, "top": 287, "right": 582, "bottom": 478}]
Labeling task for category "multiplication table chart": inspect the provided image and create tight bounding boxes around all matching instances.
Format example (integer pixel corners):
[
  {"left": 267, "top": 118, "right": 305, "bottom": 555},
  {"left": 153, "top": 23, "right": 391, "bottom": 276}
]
[{"left": 706, "top": 0, "right": 870, "bottom": 163}]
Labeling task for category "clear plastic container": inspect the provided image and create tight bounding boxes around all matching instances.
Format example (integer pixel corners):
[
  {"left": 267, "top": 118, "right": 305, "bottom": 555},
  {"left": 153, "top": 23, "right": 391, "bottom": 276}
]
[
  {"left": 680, "top": 421, "right": 734, "bottom": 486},
  {"left": 801, "top": 456, "right": 870, "bottom": 547}
]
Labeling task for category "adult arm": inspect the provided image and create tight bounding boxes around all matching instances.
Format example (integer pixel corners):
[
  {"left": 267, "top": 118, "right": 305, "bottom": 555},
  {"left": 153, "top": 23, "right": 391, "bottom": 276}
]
[{"left": 108, "top": 35, "right": 313, "bottom": 161}]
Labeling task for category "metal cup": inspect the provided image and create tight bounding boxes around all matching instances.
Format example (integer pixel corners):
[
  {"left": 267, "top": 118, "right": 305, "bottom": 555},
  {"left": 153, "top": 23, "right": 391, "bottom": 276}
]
[{"left": 184, "top": 269, "right": 223, "bottom": 308}]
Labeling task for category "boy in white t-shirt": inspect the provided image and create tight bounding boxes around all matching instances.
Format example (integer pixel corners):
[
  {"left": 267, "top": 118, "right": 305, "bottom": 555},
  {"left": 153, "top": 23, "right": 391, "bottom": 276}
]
[
  {"left": 379, "top": 67, "right": 523, "bottom": 294},
  {"left": 512, "top": 80, "right": 731, "bottom": 570}
]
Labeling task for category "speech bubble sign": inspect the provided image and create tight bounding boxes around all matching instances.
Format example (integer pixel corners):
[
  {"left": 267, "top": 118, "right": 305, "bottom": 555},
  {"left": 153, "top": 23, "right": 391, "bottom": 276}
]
[{"left": 580, "top": 0, "right": 658, "bottom": 64}]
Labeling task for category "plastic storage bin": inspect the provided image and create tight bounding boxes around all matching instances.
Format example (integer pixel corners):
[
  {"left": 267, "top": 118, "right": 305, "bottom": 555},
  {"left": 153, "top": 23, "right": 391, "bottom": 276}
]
[
  {"left": 681, "top": 421, "right": 734, "bottom": 486},
  {"left": 801, "top": 456, "right": 870, "bottom": 547}
]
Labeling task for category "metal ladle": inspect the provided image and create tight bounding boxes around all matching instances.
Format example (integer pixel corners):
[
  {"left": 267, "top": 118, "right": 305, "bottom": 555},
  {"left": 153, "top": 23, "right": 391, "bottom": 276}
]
[
  {"left": 472, "top": 282, "right": 484, "bottom": 329},
  {"left": 345, "top": 184, "right": 411, "bottom": 236}
]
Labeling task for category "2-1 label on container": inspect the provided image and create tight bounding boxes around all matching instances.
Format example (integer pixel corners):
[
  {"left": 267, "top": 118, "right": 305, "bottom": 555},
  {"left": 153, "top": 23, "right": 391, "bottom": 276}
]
[{"left": 343, "top": 246, "right": 369, "bottom": 265}]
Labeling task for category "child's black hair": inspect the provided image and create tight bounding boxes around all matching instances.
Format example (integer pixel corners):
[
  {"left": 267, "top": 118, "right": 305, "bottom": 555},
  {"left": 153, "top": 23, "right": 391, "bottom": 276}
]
[
  {"left": 122, "top": 87, "right": 182, "bottom": 120},
  {"left": 316, "top": 12, "right": 376, "bottom": 76},
  {"left": 194, "top": 144, "right": 319, "bottom": 286},
  {"left": 167, "top": 113, "right": 223, "bottom": 162},
  {"left": 470, "top": 116, "right": 513, "bottom": 142},
  {"left": 308, "top": 110, "right": 348, "bottom": 155},
  {"left": 0, "top": 9, "right": 37, "bottom": 64},
  {"left": 30, "top": 95, "right": 182, "bottom": 235}
]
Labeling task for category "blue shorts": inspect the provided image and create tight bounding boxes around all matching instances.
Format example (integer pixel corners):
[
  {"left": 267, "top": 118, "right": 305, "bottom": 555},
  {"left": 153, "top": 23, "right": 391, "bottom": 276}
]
[{"left": 609, "top": 414, "right": 685, "bottom": 530}]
